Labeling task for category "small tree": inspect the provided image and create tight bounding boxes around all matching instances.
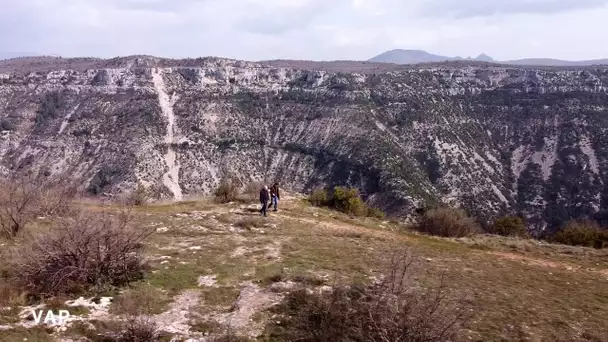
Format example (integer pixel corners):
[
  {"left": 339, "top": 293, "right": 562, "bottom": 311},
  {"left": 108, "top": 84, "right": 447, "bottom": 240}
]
[
  {"left": 127, "top": 182, "right": 151, "bottom": 206},
  {"left": 488, "top": 216, "right": 529, "bottom": 238}
]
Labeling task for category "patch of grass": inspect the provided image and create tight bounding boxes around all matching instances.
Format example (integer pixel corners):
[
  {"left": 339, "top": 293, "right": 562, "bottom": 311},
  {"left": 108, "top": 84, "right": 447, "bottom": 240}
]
[
  {"left": 200, "top": 287, "right": 240, "bottom": 308},
  {"left": 0, "top": 326, "right": 54, "bottom": 342},
  {"left": 109, "top": 283, "right": 172, "bottom": 315},
  {"left": 234, "top": 217, "right": 266, "bottom": 230},
  {"left": 0, "top": 306, "right": 21, "bottom": 324},
  {"left": 146, "top": 264, "right": 204, "bottom": 291},
  {"left": 191, "top": 319, "right": 224, "bottom": 334},
  {"left": 291, "top": 274, "right": 326, "bottom": 286},
  {"left": 216, "top": 213, "right": 236, "bottom": 225},
  {"left": 77, "top": 197, "right": 608, "bottom": 341},
  {"left": 44, "top": 297, "right": 90, "bottom": 316},
  {"left": 255, "top": 264, "right": 285, "bottom": 285},
  {"left": 330, "top": 230, "right": 363, "bottom": 239}
]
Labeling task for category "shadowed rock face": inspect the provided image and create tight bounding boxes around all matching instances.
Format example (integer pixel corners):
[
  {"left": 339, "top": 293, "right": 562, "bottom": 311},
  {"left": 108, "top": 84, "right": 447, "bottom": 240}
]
[{"left": 1, "top": 56, "right": 607, "bottom": 232}]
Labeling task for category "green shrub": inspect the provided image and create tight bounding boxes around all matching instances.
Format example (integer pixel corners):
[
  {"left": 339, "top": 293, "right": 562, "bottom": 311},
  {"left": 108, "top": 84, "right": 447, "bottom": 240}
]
[
  {"left": 330, "top": 186, "right": 367, "bottom": 217},
  {"left": 414, "top": 207, "right": 480, "bottom": 238},
  {"left": 488, "top": 216, "right": 529, "bottom": 238},
  {"left": 367, "top": 207, "right": 385, "bottom": 219},
  {"left": 551, "top": 220, "right": 608, "bottom": 249},
  {"left": 308, "top": 188, "right": 328, "bottom": 206},
  {"left": 308, "top": 186, "right": 385, "bottom": 219}
]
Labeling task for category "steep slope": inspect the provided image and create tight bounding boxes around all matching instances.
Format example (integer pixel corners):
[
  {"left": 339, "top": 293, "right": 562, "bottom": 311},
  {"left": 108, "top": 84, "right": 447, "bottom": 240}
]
[{"left": 0, "top": 56, "right": 607, "bottom": 231}]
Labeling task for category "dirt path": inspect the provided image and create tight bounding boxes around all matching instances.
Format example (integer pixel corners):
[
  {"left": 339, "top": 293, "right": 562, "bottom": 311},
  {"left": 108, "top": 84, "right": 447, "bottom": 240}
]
[{"left": 487, "top": 251, "right": 608, "bottom": 278}]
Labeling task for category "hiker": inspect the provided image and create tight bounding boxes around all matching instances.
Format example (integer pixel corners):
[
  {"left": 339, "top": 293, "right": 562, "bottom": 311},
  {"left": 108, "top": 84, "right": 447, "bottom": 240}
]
[
  {"left": 270, "top": 182, "right": 280, "bottom": 212},
  {"left": 259, "top": 185, "right": 270, "bottom": 217}
]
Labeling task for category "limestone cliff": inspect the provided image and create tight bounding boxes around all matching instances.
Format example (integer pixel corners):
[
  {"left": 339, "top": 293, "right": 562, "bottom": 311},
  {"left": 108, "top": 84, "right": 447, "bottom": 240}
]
[{"left": 1, "top": 56, "right": 607, "bottom": 232}]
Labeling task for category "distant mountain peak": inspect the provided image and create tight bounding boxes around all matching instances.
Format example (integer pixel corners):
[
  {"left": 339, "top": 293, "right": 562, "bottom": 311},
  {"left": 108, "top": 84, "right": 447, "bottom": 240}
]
[
  {"left": 368, "top": 49, "right": 495, "bottom": 65},
  {"left": 476, "top": 53, "right": 494, "bottom": 62}
]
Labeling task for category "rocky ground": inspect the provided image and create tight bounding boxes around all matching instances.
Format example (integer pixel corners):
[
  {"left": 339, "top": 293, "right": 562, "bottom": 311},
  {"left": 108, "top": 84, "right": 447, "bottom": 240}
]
[{"left": 0, "top": 193, "right": 607, "bottom": 341}]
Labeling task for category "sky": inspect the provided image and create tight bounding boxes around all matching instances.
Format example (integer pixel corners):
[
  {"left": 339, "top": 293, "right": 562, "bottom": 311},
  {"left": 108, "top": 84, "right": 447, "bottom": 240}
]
[{"left": 1, "top": 0, "right": 608, "bottom": 61}]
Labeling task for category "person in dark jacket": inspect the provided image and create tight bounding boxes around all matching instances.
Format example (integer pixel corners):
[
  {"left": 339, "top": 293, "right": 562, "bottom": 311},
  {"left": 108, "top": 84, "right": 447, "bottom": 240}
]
[
  {"left": 270, "top": 182, "right": 280, "bottom": 211},
  {"left": 259, "top": 185, "right": 270, "bottom": 217}
]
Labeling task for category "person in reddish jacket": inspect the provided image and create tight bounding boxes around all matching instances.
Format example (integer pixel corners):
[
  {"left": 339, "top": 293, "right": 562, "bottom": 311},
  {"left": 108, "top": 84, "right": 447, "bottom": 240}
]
[{"left": 270, "top": 182, "right": 280, "bottom": 212}]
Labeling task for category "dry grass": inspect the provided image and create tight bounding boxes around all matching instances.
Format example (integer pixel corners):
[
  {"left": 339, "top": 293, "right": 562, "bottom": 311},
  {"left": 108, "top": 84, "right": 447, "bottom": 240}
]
[
  {"left": 2, "top": 195, "right": 607, "bottom": 341},
  {"left": 265, "top": 248, "right": 473, "bottom": 342},
  {"left": 109, "top": 283, "right": 172, "bottom": 316},
  {"left": 242, "top": 181, "right": 263, "bottom": 202},
  {"left": 234, "top": 217, "right": 266, "bottom": 231}
]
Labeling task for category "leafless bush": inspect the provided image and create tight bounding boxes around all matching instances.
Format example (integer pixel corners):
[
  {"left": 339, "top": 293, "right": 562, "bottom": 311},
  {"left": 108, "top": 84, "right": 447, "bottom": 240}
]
[
  {"left": 0, "top": 173, "right": 78, "bottom": 238},
  {"left": 115, "top": 316, "right": 161, "bottom": 342},
  {"left": 242, "top": 181, "right": 263, "bottom": 202},
  {"left": 214, "top": 175, "right": 240, "bottom": 204},
  {"left": 414, "top": 207, "right": 480, "bottom": 238},
  {"left": 268, "top": 248, "right": 474, "bottom": 342},
  {"left": 125, "top": 182, "right": 151, "bottom": 206},
  {"left": 9, "top": 208, "right": 153, "bottom": 297}
]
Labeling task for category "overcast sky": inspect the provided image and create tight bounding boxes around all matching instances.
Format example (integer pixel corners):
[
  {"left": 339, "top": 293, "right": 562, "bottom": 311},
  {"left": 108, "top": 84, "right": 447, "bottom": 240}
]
[{"left": 2, "top": 0, "right": 608, "bottom": 61}]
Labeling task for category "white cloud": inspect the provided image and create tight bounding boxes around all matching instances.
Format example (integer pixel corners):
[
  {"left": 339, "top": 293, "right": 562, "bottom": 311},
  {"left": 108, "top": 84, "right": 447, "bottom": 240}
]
[{"left": 1, "top": 0, "right": 607, "bottom": 61}]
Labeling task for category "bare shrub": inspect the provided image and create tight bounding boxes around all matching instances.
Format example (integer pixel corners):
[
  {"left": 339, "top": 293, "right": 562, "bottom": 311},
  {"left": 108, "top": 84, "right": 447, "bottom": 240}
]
[
  {"left": 214, "top": 175, "right": 239, "bottom": 204},
  {"left": 116, "top": 316, "right": 161, "bottom": 342},
  {"left": 267, "top": 249, "right": 473, "bottom": 342},
  {"left": 126, "top": 182, "right": 151, "bottom": 206},
  {"left": 242, "top": 181, "right": 263, "bottom": 202},
  {"left": 0, "top": 173, "right": 78, "bottom": 238},
  {"left": 94, "top": 316, "right": 161, "bottom": 342},
  {"left": 9, "top": 208, "right": 153, "bottom": 297},
  {"left": 308, "top": 188, "right": 328, "bottom": 206},
  {"left": 414, "top": 207, "right": 480, "bottom": 238}
]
